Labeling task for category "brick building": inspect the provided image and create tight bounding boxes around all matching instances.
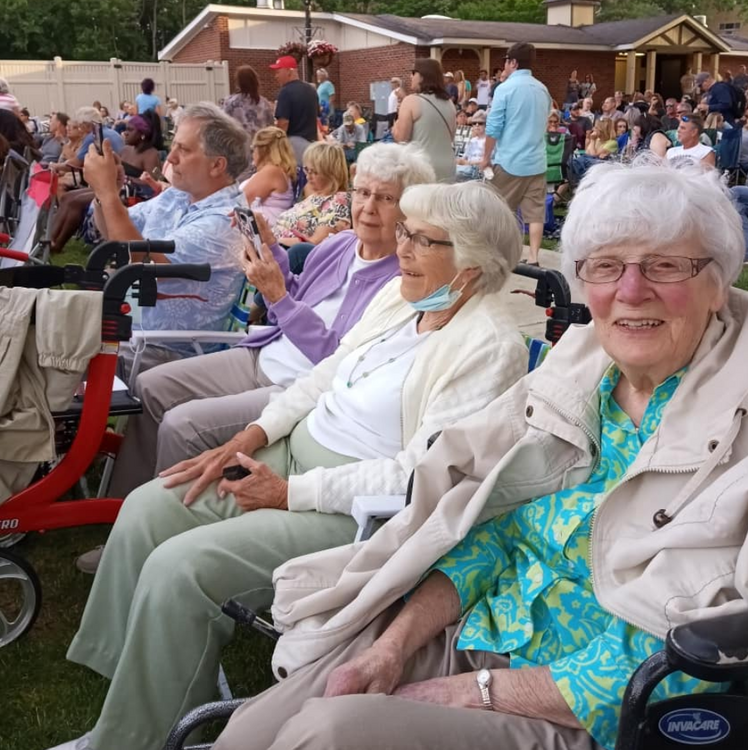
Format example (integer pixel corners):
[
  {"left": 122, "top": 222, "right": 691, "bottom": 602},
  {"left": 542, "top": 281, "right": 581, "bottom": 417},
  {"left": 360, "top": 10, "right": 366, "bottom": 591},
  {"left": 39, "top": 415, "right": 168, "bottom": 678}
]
[{"left": 159, "top": 0, "right": 748, "bottom": 108}]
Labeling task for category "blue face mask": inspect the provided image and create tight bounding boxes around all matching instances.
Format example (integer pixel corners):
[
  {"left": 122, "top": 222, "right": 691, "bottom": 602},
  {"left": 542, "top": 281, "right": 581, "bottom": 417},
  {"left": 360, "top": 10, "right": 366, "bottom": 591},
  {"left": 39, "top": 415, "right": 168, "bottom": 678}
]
[{"left": 410, "top": 275, "right": 464, "bottom": 313}]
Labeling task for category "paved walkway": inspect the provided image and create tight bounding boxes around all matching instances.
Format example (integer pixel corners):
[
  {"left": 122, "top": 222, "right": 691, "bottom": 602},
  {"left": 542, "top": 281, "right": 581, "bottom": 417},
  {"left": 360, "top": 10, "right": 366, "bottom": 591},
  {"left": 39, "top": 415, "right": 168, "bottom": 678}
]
[{"left": 506, "top": 249, "right": 570, "bottom": 340}]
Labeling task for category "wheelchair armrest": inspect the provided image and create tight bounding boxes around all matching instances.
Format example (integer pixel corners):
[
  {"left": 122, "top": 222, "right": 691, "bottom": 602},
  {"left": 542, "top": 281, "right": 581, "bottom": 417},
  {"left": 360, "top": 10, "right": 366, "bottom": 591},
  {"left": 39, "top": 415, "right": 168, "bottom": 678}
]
[
  {"left": 130, "top": 330, "right": 249, "bottom": 347},
  {"left": 164, "top": 699, "right": 246, "bottom": 750},
  {"left": 352, "top": 495, "right": 407, "bottom": 542},
  {"left": 667, "top": 610, "right": 748, "bottom": 683}
]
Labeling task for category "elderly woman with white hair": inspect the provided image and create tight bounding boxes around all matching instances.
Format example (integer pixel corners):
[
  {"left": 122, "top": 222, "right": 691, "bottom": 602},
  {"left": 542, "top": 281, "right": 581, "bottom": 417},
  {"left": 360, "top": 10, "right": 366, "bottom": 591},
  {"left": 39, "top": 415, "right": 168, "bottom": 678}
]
[
  {"left": 211, "top": 157, "right": 748, "bottom": 750},
  {"left": 51, "top": 180, "right": 529, "bottom": 750},
  {"left": 103, "top": 142, "right": 434, "bottom": 501}
]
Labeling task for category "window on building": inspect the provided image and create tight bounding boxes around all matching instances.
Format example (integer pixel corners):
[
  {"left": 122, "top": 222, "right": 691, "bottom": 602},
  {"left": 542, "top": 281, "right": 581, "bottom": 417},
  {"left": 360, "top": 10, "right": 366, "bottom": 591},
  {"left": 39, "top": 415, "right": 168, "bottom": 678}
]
[{"left": 719, "top": 22, "right": 742, "bottom": 35}]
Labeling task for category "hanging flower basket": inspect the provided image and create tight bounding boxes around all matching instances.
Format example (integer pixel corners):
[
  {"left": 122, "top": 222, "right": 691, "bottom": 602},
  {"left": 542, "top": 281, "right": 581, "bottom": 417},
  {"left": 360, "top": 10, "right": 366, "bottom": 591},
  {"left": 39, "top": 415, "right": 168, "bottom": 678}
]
[
  {"left": 277, "top": 41, "right": 308, "bottom": 63},
  {"left": 307, "top": 40, "right": 338, "bottom": 68}
]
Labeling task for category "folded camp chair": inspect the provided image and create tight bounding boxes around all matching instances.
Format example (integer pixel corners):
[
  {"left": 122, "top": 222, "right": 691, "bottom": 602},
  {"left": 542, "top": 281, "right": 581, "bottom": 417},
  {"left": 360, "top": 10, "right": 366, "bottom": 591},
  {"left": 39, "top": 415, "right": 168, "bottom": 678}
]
[
  {"left": 0, "top": 163, "right": 58, "bottom": 268},
  {"left": 545, "top": 132, "right": 575, "bottom": 205},
  {"left": 0, "top": 149, "right": 30, "bottom": 238}
]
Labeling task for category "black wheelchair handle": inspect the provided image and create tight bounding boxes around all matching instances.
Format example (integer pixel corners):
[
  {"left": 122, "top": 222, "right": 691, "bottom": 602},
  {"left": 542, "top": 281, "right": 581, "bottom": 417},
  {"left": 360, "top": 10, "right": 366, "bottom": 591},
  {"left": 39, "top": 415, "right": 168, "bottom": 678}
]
[
  {"left": 146, "top": 263, "right": 211, "bottom": 283},
  {"left": 102, "top": 262, "right": 211, "bottom": 304},
  {"left": 87, "top": 240, "right": 177, "bottom": 271}
]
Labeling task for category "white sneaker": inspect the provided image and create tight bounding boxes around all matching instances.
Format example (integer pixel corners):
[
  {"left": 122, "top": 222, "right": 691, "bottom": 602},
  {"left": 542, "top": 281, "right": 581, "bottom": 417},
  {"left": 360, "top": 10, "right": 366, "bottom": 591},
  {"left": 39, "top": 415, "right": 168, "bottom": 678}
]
[
  {"left": 75, "top": 545, "right": 105, "bottom": 575},
  {"left": 46, "top": 732, "right": 93, "bottom": 750}
]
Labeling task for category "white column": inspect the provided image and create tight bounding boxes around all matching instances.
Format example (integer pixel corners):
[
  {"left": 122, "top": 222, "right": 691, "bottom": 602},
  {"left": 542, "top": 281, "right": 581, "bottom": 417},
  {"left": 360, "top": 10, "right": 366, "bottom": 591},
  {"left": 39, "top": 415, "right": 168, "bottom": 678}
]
[
  {"left": 693, "top": 51, "right": 703, "bottom": 73},
  {"left": 481, "top": 46, "right": 491, "bottom": 72},
  {"left": 646, "top": 50, "right": 657, "bottom": 91},
  {"left": 625, "top": 50, "right": 637, "bottom": 95},
  {"left": 430, "top": 46, "right": 442, "bottom": 62},
  {"left": 710, "top": 52, "right": 720, "bottom": 78}
]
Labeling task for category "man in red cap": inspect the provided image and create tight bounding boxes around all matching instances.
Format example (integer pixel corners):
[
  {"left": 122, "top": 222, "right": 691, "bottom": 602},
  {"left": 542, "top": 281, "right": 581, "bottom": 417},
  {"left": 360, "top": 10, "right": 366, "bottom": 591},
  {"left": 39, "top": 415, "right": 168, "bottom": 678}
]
[{"left": 270, "top": 55, "right": 319, "bottom": 164}]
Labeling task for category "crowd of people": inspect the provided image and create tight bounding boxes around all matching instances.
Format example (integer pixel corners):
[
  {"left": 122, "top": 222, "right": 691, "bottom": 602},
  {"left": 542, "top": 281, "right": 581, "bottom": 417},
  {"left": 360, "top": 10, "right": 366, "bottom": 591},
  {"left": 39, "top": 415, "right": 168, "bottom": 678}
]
[{"left": 2, "top": 43, "right": 748, "bottom": 750}]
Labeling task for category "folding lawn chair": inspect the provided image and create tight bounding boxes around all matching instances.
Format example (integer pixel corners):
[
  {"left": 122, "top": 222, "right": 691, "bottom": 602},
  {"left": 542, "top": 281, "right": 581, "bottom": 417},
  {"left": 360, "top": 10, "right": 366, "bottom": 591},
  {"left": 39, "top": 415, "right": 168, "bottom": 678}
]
[{"left": 0, "top": 163, "right": 58, "bottom": 268}]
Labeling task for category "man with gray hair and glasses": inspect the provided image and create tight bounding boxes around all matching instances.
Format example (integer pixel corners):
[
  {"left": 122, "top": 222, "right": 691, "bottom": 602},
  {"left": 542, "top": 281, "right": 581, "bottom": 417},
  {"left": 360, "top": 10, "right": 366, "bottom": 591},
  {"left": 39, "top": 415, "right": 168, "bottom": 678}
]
[{"left": 83, "top": 102, "right": 249, "bottom": 378}]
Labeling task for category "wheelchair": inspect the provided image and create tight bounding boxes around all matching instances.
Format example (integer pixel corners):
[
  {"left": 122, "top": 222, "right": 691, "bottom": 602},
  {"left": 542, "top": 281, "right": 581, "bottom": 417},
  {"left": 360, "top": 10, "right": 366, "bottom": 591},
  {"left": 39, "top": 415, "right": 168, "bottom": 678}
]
[
  {"left": 0, "top": 239, "right": 210, "bottom": 647},
  {"left": 165, "top": 534, "right": 748, "bottom": 750}
]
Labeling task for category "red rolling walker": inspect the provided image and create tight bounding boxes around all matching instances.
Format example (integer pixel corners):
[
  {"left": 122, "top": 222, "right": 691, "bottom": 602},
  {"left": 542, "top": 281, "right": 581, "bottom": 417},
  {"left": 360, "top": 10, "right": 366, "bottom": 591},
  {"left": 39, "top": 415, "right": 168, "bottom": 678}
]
[{"left": 0, "top": 240, "right": 210, "bottom": 647}]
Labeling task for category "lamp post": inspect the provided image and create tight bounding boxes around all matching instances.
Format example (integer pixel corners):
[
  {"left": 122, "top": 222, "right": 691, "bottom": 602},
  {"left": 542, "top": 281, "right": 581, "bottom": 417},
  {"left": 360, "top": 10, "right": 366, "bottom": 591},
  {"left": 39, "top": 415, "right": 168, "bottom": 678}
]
[{"left": 304, "top": 0, "right": 313, "bottom": 83}]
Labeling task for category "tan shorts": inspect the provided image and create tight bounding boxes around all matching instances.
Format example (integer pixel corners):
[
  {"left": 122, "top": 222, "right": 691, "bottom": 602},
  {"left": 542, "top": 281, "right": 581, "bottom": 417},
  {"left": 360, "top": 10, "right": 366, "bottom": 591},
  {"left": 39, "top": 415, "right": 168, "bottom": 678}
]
[{"left": 490, "top": 165, "right": 546, "bottom": 224}]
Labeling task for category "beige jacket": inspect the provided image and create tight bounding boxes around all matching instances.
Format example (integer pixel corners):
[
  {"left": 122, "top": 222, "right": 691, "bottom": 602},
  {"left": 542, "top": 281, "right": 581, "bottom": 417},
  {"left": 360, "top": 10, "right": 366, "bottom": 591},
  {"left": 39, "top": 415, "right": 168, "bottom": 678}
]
[
  {"left": 0, "top": 287, "right": 103, "bottom": 503},
  {"left": 269, "top": 288, "right": 748, "bottom": 680},
  {"left": 254, "top": 278, "right": 528, "bottom": 515}
]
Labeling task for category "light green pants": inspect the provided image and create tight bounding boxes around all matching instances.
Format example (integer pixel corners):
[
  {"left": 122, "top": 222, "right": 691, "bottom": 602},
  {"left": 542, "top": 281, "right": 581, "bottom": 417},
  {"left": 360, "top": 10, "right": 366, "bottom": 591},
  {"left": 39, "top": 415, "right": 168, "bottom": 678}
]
[{"left": 67, "top": 419, "right": 359, "bottom": 750}]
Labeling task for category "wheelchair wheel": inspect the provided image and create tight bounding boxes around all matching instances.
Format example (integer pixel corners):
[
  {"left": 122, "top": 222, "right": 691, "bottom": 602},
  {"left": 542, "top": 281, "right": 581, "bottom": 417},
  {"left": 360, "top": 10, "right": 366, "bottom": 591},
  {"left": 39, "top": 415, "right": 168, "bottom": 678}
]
[
  {"left": 0, "top": 550, "right": 42, "bottom": 647},
  {"left": 0, "top": 532, "right": 27, "bottom": 549}
]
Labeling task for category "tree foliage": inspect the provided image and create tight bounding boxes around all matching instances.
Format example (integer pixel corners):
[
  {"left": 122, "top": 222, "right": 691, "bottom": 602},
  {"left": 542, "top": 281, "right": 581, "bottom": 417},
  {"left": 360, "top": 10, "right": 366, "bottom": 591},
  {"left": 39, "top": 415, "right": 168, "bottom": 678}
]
[{"left": 0, "top": 0, "right": 743, "bottom": 61}]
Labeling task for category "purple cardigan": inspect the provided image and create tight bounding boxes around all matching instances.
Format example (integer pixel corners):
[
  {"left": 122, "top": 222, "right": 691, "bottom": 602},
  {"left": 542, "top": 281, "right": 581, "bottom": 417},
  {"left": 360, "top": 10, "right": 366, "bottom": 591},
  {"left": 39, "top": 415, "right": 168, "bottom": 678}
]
[{"left": 238, "top": 231, "right": 400, "bottom": 364}]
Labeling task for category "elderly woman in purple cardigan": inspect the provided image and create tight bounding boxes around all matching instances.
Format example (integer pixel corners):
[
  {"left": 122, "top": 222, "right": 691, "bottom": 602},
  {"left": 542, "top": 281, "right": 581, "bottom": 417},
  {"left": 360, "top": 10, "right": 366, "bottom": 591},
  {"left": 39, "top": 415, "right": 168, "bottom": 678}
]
[{"left": 103, "top": 143, "right": 435, "bottom": 500}]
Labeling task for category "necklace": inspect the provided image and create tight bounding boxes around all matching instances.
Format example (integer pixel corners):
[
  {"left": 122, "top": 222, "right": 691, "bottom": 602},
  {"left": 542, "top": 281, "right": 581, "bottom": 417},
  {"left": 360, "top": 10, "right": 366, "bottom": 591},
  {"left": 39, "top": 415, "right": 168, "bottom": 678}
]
[{"left": 346, "top": 318, "right": 428, "bottom": 388}]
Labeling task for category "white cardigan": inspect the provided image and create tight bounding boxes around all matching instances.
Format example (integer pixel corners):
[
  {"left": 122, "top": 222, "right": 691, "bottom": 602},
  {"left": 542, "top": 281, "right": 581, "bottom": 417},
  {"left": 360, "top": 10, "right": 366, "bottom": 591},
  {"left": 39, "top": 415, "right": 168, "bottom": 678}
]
[{"left": 252, "top": 277, "right": 528, "bottom": 514}]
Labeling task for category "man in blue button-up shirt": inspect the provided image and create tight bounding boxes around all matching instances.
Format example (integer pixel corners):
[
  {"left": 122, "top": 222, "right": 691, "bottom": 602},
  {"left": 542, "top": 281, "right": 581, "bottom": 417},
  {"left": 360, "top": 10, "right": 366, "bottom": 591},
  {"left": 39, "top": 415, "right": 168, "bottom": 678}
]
[
  {"left": 84, "top": 102, "right": 248, "bottom": 377},
  {"left": 482, "top": 43, "right": 551, "bottom": 265}
]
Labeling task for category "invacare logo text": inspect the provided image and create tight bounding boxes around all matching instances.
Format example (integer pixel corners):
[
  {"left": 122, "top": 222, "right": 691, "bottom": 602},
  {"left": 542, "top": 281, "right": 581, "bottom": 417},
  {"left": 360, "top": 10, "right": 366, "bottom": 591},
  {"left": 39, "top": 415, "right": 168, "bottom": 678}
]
[{"left": 658, "top": 709, "right": 731, "bottom": 745}]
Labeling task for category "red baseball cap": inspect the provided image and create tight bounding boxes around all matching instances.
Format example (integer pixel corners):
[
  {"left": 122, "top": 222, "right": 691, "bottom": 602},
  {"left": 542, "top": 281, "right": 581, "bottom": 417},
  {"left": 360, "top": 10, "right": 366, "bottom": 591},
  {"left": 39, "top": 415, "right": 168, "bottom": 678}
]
[{"left": 269, "top": 56, "right": 298, "bottom": 70}]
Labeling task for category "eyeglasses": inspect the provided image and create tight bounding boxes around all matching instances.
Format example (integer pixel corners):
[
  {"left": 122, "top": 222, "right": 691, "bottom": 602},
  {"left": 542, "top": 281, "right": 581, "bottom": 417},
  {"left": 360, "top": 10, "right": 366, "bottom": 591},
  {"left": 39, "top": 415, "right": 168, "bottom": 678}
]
[
  {"left": 351, "top": 187, "right": 399, "bottom": 206},
  {"left": 395, "top": 221, "right": 453, "bottom": 250},
  {"left": 303, "top": 166, "right": 318, "bottom": 176},
  {"left": 575, "top": 256, "right": 714, "bottom": 284}
]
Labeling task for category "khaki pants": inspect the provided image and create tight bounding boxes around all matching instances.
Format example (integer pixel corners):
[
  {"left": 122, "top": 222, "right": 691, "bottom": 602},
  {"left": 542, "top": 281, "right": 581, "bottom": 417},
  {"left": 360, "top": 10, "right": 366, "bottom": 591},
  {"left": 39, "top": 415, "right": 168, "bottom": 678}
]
[
  {"left": 215, "top": 609, "right": 603, "bottom": 750},
  {"left": 67, "top": 418, "right": 359, "bottom": 750},
  {"left": 490, "top": 165, "right": 546, "bottom": 224},
  {"left": 109, "top": 346, "right": 282, "bottom": 498}
]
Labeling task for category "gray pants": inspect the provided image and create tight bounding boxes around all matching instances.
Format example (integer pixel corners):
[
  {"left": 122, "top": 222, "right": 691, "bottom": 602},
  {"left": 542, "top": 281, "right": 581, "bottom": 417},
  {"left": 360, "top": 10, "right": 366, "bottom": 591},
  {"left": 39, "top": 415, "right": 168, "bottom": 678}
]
[
  {"left": 109, "top": 347, "right": 282, "bottom": 498},
  {"left": 116, "top": 343, "right": 184, "bottom": 386},
  {"left": 214, "top": 609, "right": 602, "bottom": 750},
  {"left": 68, "top": 419, "right": 359, "bottom": 750},
  {"left": 288, "top": 135, "right": 313, "bottom": 166}
]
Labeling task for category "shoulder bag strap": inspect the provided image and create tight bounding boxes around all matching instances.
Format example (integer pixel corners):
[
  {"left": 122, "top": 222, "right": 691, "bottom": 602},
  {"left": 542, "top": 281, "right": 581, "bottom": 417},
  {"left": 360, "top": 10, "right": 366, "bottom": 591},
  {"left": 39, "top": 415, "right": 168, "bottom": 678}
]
[{"left": 417, "top": 94, "right": 454, "bottom": 139}]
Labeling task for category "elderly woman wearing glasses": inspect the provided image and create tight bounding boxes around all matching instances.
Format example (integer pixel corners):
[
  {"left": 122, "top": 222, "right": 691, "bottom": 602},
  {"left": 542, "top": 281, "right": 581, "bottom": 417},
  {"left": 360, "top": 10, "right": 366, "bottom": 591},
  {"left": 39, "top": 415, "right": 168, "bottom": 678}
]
[
  {"left": 100, "top": 143, "right": 433, "bottom": 502},
  {"left": 211, "top": 157, "right": 748, "bottom": 750},
  {"left": 55, "top": 180, "right": 529, "bottom": 750}
]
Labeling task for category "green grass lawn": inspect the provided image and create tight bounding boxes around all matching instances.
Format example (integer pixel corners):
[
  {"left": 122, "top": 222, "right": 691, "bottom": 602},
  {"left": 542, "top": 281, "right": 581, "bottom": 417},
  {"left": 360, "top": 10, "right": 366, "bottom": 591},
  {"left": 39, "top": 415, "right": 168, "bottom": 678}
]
[
  {"left": 1, "top": 238, "right": 274, "bottom": 750},
  {"left": 735, "top": 266, "right": 748, "bottom": 291}
]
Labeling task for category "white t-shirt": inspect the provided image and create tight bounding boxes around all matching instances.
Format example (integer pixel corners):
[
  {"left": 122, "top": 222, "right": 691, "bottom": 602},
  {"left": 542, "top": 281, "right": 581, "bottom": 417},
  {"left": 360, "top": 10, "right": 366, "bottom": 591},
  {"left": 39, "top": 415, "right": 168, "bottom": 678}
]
[
  {"left": 475, "top": 79, "right": 491, "bottom": 106},
  {"left": 307, "top": 317, "right": 431, "bottom": 460},
  {"left": 387, "top": 90, "right": 399, "bottom": 115},
  {"left": 666, "top": 143, "right": 714, "bottom": 164},
  {"left": 258, "top": 246, "right": 378, "bottom": 387}
]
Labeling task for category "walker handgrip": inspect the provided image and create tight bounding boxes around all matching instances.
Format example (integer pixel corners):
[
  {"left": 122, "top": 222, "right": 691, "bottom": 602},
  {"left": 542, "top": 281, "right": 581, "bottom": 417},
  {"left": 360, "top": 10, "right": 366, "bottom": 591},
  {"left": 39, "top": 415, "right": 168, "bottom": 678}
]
[
  {"left": 129, "top": 240, "right": 177, "bottom": 255},
  {"left": 87, "top": 240, "right": 177, "bottom": 271},
  {"left": 146, "top": 263, "right": 211, "bottom": 282}
]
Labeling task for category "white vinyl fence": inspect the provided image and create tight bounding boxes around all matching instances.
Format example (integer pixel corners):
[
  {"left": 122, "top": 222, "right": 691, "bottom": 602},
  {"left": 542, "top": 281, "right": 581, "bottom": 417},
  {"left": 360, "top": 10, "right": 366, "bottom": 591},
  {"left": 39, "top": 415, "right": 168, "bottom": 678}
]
[{"left": 0, "top": 57, "right": 230, "bottom": 116}]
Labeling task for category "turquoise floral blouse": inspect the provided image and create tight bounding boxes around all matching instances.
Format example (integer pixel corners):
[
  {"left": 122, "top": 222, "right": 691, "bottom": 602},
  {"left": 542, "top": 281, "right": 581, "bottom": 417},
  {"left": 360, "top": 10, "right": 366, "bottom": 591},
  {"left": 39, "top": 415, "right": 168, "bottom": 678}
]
[{"left": 433, "top": 366, "right": 726, "bottom": 750}]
